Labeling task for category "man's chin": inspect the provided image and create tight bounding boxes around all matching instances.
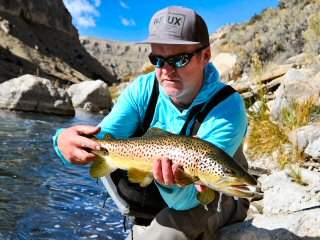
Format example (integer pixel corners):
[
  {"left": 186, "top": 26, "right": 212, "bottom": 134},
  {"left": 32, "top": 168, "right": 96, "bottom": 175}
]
[{"left": 164, "top": 88, "right": 182, "bottom": 98}]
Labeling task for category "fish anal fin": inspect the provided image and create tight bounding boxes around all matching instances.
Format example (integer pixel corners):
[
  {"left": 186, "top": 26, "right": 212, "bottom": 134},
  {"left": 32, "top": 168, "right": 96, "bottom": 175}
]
[
  {"left": 197, "top": 188, "right": 215, "bottom": 206},
  {"left": 90, "top": 155, "right": 116, "bottom": 178},
  {"left": 173, "top": 167, "right": 198, "bottom": 186},
  {"left": 128, "top": 168, "right": 153, "bottom": 187}
]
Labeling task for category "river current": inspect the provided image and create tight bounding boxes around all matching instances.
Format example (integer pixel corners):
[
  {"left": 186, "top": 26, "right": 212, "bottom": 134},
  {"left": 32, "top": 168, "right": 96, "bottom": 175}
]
[{"left": 0, "top": 110, "right": 128, "bottom": 239}]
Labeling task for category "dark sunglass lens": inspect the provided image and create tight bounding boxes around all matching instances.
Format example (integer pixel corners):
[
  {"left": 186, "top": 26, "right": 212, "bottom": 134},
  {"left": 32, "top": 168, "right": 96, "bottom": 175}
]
[
  {"left": 149, "top": 56, "right": 164, "bottom": 68},
  {"left": 168, "top": 55, "right": 190, "bottom": 68},
  {"left": 178, "top": 55, "right": 190, "bottom": 68}
]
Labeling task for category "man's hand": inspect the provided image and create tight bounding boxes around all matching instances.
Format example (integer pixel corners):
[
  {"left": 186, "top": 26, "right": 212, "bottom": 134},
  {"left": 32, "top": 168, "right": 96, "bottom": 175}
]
[
  {"left": 153, "top": 157, "right": 207, "bottom": 192},
  {"left": 57, "top": 125, "right": 101, "bottom": 165},
  {"left": 153, "top": 157, "right": 176, "bottom": 186}
]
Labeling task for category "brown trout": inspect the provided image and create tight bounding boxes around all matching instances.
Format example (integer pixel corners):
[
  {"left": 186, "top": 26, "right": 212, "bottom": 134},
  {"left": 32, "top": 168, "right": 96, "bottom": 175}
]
[{"left": 90, "top": 128, "right": 258, "bottom": 205}]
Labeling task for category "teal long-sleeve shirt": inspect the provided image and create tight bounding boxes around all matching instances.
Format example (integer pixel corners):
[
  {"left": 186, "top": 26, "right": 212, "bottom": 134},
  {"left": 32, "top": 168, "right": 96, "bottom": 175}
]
[{"left": 53, "top": 63, "right": 248, "bottom": 210}]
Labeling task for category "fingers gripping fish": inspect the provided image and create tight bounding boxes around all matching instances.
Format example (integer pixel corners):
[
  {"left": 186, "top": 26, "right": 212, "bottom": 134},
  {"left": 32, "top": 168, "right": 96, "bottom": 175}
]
[{"left": 89, "top": 128, "right": 258, "bottom": 206}]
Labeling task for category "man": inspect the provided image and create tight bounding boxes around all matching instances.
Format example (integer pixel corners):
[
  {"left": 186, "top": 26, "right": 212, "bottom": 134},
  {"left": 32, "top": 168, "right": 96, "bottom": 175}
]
[{"left": 53, "top": 6, "right": 249, "bottom": 239}]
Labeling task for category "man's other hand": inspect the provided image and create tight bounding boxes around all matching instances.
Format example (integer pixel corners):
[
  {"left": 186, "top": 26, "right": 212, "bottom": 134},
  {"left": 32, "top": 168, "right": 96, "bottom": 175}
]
[{"left": 57, "top": 125, "right": 101, "bottom": 165}]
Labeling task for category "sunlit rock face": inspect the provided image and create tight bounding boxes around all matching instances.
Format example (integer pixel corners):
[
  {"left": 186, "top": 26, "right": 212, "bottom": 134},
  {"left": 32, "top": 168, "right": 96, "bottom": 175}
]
[{"left": 0, "top": 0, "right": 116, "bottom": 85}]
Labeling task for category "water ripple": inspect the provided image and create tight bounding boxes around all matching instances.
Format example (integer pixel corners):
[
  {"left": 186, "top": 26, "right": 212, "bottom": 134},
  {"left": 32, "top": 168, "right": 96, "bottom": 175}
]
[{"left": 0, "top": 110, "right": 127, "bottom": 239}]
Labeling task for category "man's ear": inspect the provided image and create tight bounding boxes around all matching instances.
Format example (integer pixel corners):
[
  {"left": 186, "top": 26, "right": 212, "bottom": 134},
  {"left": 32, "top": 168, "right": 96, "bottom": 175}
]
[{"left": 202, "top": 46, "right": 211, "bottom": 66}]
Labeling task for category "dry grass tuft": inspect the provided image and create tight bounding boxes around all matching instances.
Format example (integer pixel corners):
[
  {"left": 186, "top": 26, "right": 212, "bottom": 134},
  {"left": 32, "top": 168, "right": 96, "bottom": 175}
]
[
  {"left": 247, "top": 96, "right": 318, "bottom": 177},
  {"left": 247, "top": 112, "right": 288, "bottom": 159},
  {"left": 279, "top": 98, "right": 317, "bottom": 133}
]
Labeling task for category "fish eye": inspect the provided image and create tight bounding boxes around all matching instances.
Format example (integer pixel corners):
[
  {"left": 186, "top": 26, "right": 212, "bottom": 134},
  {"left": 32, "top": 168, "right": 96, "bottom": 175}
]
[
  {"left": 102, "top": 147, "right": 109, "bottom": 155},
  {"left": 224, "top": 168, "right": 234, "bottom": 175}
]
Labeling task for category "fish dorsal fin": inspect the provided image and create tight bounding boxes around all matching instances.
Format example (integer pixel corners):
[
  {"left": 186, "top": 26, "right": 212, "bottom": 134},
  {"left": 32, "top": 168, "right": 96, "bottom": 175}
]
[
  {"left": 196, "top": 188, "right": 215, "bottom": 206},
  {"left": 142, "top": 128, "right": 173, "bottom": 138},
  {"left": 103, "top": 133, "right": 115, "bottom": 140},
  {"left": 127, "top": 168, "right": 154, "bottom": 187}
]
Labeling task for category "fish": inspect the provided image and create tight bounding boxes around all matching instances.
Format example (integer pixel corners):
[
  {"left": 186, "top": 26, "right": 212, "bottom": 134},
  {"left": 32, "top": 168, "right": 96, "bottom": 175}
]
[{"left": 90, "top": 128, "right": 259, "bottom": 205}]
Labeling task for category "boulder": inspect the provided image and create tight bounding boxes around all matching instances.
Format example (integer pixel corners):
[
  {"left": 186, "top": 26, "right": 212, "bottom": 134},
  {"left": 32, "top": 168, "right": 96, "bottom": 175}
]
[
  {"left": 289, "top": 124, "right": 320, "bottom": 159},
  {"left": 259, "top": 170, "right": 320, "bottom": 215},
  {"left": 219, "top": 169, "right": 320, "bottom": 239},
  {"left": 260, "top": 64, "right": 294, "bottom": 83},
  {"left": 272, "top": 69, "right": 320, "bottom": 120},
  {"left": 211, "top": 53, "right": 237, "bottom": 83},
  {"left": 67, "top": 80, "right": 112, "bottom": 112},
  {"left": 0, "top": 74, "right": 74, "bottom": 115},
  {"left": 219, "top": 210, "right": 320, "bottom": 240}
]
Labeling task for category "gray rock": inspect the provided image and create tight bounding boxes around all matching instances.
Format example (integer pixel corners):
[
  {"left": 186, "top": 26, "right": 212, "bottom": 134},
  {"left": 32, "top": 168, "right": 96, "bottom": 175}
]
[
  {"left": 211, "top": 53, "right": 237, "bottom": 83},
  {"left": 305, "top": 138, "right": 320, "bottom": 160},
  {"left": 67, "top": 80, "right": 112, "bottom": 112},
  {"left": 259, "top": 169, "right": 320, "bottom": 216},
  {"left": 80, "top": 37, "right": 150, "bottom": 79},
  {"left": 0, "top": 0, "right": 115, "bottom": 84},
  {"left": 272, "top": 69, "right": 320, "bottom": 120},
  {"left": 219, "top": 209, "right": 320, "bottom": 240},
  {"left": 0, "top": 17, "right": 9, "bottom": 34},
  {"left": 248, "top": 101, "right": 263, "bottom": 115},
  {"left": 219, "top": 169, "right": 320, "bottom": 239},
  {"left": 0, "top": 74, "right": 74, "bottom": 115},
  {"left": 289, "top": 124, "right": 320, "bottom": 160}
]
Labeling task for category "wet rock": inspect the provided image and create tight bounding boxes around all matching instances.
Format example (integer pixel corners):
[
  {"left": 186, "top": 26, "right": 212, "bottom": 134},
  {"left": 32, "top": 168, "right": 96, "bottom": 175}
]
[{"left": 0, "top": 74, "right": 74, "bottom": 115}]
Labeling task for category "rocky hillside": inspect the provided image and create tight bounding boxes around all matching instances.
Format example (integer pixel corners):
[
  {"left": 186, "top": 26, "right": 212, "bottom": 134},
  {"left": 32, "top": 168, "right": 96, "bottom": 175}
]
[
  {"left": 0, "top": 0, "right": 115, "bottom": 85},
  {"left": 210, "top": 0, "right": 319, "bottom": 78},
  {"left": 80, "top": 37, "right": 150, "bottom": 80}
]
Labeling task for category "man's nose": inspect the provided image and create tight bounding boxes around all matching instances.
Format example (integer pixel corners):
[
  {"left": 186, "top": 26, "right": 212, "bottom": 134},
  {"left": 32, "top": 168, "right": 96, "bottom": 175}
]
[{"left": 161, "top": 62, "right": 176, "bottom": 75}]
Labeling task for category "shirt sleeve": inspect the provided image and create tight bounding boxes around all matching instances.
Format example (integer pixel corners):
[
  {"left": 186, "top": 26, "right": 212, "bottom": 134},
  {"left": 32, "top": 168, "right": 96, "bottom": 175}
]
[{"left": 52, "top": 128, "right": 73, "bottom": 166}]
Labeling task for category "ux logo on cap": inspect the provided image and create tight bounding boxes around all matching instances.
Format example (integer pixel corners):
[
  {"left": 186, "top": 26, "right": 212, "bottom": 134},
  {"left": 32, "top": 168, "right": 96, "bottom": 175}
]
[
  {"left": 151, "top": 13, "right": 185, "bottom": 37},
  {"left": 153, "top": 14, "right": 182, "bottom": 26}
]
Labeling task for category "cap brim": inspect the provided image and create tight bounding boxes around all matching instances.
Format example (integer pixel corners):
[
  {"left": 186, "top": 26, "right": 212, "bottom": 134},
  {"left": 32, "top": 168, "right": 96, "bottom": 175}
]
[{"left": 136, "top": 38, "right": 201, "bottom": 45}]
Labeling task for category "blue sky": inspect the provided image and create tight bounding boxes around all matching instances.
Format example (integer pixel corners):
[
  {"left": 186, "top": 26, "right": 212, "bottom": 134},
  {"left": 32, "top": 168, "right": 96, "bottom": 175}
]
[{"left": 63, "top": 0, "right": 280, "bottom": 42}]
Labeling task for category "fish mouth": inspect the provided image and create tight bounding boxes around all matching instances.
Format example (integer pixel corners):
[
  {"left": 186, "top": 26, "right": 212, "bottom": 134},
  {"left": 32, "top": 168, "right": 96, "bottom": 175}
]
[
  {"left": 221, "top": 184, "right": 262, "bottom": 199},
  {"left": 211, "top": 178, "right": 261, "bottom": 199},
  {"left": 226, "top": 184, "right": 252, "bottom": 193}
]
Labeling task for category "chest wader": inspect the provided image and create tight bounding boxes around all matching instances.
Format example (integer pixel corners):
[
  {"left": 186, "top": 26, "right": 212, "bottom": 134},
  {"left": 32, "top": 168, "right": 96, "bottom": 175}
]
[{"left": 99, "top": 77, "right": 248, "bottom": 228}]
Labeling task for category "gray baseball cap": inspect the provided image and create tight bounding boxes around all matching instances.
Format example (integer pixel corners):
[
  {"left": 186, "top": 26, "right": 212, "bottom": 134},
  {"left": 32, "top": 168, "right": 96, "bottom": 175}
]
[{"left": 139, "top": 6, "right": 209, "bottom": 46}]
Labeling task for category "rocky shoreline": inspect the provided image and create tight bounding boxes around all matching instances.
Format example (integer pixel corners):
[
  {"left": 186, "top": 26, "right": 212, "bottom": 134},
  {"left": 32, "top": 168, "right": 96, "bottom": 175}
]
[
  {"left": 0, "top": 58, "right": 319, "bottom": 239},
  {"left": 0, "top": 0, "right": 319, "bottom": 239}
]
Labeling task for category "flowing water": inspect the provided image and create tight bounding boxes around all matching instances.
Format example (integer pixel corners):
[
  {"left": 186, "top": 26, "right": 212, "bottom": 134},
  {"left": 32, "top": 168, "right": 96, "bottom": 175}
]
[{"left": 0, "top": 110, "right": 129, "bottom": 239}]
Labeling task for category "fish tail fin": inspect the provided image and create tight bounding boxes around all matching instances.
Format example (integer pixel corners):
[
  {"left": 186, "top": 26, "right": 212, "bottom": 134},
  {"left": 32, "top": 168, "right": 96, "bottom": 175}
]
[
  {"left": 128, "top": 168, "right": 153, "bottom": 187},
  {"left": 90, "top": 155, "right": 117, "bottom": 178}
]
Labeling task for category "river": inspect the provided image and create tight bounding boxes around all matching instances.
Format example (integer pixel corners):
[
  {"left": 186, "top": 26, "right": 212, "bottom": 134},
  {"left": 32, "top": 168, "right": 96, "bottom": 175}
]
[{"left": 0, "top": 110, "right": 129, "bottom": 239}]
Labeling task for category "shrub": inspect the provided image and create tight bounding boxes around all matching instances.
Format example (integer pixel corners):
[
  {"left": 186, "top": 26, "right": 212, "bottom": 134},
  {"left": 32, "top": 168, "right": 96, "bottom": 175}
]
[{"left": 303, "top": 11, "right": 320, "bottom": 54}]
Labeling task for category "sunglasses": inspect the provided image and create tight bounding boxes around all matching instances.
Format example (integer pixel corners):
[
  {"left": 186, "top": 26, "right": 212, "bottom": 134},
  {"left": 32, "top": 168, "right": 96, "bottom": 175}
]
[{"left": 148, "top": 46, "right": 208, "bottom": 69}]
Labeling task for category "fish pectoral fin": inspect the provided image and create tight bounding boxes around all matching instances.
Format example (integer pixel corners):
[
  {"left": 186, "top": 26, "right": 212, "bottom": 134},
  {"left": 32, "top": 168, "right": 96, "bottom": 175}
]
[
  {"left": 196, "top": 188, "right": 215, "bottom": 206},
  {"left": 90, "top": 156, "right": 117, "bottom": 179},
  {"left": 127, "top": 168, "right": 153, "bottom": 187},
  {"left": 173, "top": 167, "right": 198, "bottom": 186}
]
